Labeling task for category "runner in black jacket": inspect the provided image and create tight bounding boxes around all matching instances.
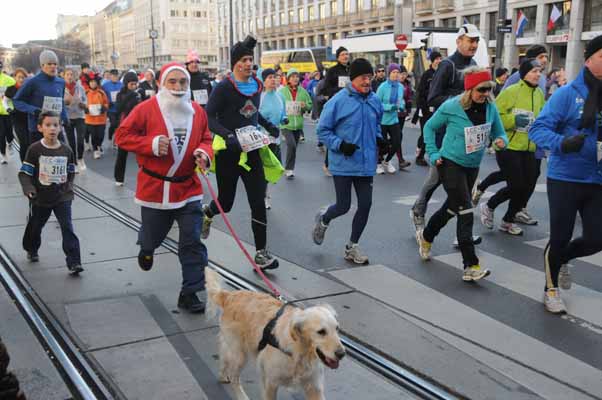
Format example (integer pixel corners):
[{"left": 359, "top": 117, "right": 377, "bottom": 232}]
[
  {"left": 413, "top": 51, "right": 442, "bottom": 165},
  {"left": 186, "top": 49, "right": 213, "bottom": 107}
]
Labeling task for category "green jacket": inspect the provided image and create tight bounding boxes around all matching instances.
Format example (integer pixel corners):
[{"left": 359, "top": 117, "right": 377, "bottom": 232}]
[
  {"left": 0, "top": 73, "right": 16, "bottom": 116},
  {"left": 495, "top": 80, "right": 545, "bottom": 152},
  {"left": 278, "top": 85, "right": 312, "bottom": 131}
]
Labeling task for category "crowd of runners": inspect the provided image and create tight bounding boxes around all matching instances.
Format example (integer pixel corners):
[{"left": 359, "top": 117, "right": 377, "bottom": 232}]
[{"left": 0, "top": 24, "right": 601, "bottom": 316}]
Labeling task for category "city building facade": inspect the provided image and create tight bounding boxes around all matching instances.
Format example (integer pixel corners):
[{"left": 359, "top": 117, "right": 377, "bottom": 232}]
[{"left": 56, "top": 15, "right": 90, "bottom": 39}]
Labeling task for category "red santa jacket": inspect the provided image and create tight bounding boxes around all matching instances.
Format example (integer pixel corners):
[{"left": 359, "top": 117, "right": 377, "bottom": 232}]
[{"left": 115, "top": 97, "right": 213, "bottom": 209}]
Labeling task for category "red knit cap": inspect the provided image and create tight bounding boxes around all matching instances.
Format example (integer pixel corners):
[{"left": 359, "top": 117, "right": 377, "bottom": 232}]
[{"left": 464, "top": 70, "right": 492, "bottom": 91}]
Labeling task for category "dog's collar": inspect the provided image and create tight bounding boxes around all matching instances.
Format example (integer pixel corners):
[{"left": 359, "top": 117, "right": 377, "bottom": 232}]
[{"left": 258, "top": 303, "right": 294, "bottom": 357}]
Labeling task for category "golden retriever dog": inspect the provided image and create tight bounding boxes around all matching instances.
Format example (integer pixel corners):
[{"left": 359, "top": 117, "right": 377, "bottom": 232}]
[{"left": 205, "top": 267, "right": 346, "bottom": 400}]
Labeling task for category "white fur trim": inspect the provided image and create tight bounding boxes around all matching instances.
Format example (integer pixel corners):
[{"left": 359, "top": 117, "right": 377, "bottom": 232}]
[
  {"left": 160, "top": 65, "right": 191, "bottom": 87},
  {"left": 134, "top": 194, "right": 203, "bottom": 210},
  {"left": 193, "top": 149, "right": 211, "bottom": 170},
  {"left": 152, "top": 136, "right": 163, "bottom": 156}
]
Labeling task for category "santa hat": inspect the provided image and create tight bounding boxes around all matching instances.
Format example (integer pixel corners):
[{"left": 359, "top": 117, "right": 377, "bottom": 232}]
[
  {"left": 186, "top": 49, "right": 200, "bottom": 64},
  {"left": 158, "top": 62, "right": 190, "bottom": 86}
]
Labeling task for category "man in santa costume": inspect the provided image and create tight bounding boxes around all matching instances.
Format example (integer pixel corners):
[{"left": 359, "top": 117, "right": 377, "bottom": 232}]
[{"left": 115, "top": 62, "right": 213, "bottom": 314}]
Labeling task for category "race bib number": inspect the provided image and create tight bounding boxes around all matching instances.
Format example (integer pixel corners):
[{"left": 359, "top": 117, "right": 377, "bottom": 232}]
[
  {"left": 513, "top": 109, "right": 535, "bottom": 133},
  {"left": 338, "top": 76, "right": 350, "bottom": 88},
  {"left": 89, "top": 104, "right": 102, "bottom": 116},
  {"left": 42, "top": 96, "right": 62, "bottom": 113},
  {"left": 145, "top": 90, "right": 155, "bottom": 98},
  {"left": 464, "top": 123, "right": 491, "bottom": 154},
  {"left": 235, "top": 125, "right": 270, "bottom": 153},
  {"left": 110, "top": 91, "right": 118, "bottom": 103},
  {"left": 193, "top": 89, "right": 209, "bottom": 105},
  {"left": 285, "top": 101, "right": 302, "bottom": 116},
  {"left": 173, "top": 128, "right": 188, "bottom": 154},
  {"left": 597, "top": 141, "right": 602, "bottom": 163},
  {"left": 38, "top": 156, "right": 68, "bottom": 186}
]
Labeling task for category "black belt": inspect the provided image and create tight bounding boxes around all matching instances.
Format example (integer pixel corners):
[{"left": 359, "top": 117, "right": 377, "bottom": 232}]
[{"left": 142, "top": 167, "right": 192, "bottom": 183}]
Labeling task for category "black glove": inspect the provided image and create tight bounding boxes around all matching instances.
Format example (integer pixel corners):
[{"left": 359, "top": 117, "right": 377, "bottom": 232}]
[
  {"left": 268, "top": 125, "right": 279, "bottom": 138},
  {"left": 560, "top": 133, "right": 586, "bottom": 154},
  {"left": 339, "top": 140, "right": 359, "bottom": 157},
  {"left": 225, "top": 133, "right": 242, "bottom": 152},
  {"left": 282, "top": 117, "right": 289, "bottom": 125}
]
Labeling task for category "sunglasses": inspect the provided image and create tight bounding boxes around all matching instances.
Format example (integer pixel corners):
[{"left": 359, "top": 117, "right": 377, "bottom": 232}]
[
  {"left": 476, "top": 86, "right": 493, "bottom": 93},
  {"left": 377, "top": 69, "right": 385, "bottom": 72}
]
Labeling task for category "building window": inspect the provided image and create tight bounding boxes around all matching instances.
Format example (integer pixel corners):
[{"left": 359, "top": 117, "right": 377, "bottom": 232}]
[
  {"left": 288, "top": 38, "right": 295, "bottom": 47},
  {"left": 298, "top": 7, "right": 304, "bottom": 21},
  {"left": 371, "top": 0, "right": 378, "bottom": 9},
  {"left": 487, "top": 11, "right": 497, "bottom": 41},
  {"left": 299, "top": 37, "right": 305, "bottom": 47},
  {"left": 516, "top": 6, "right": 537, "bottom": 37},
  {"left": 422, "top": 20, "right": 435, "bottom": 27},
  {"left": 289, "top": 9, "right": 294, "bottom": 22},
  {"left": 183, "top": 10, "right": 188, "bottom": 17},
  {"left": 584, "top": 0, "right": 602, "bottom": 31},
  {"left": 440, "top": 17, "right": 456, "bottom": 28},
  {"left": 463, "top": 14, "right": 480, "bottom": 27},
  {"left": 319, "top": 3, "right": 326, "bottom": 19},
  {"left": 170, "top": 9, "right": 179, "bottom": 16},
  {"left": 330, "top": 0, "right": 337, "bottom": 15},
  {"left": 308, "top": 36, "right": 315, "bottom": 46},
  {"left": 280, "top": 11, "right": 285, "bottom": 23},
  {"left": 264, "top": 16, "right": 269, "bottom": 27},
  {"left": 547, "top": 1, "right": 571, "bottom": 35},
  {"left": 308, "top": 5, "right": 315, "bottom": 20},
  {"left": 344, "top": 0, "right": 351, "bottom": 14}
]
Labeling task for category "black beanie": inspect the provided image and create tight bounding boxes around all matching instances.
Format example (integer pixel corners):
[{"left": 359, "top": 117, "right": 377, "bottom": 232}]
[
  {"left": 495, "top": 67, "right": 508, "bottom": 78},
  {"left": 350, "top": 58, "right": 373, "bottom": 81},
  {"left": 526, "top": 45, "right": 547, "bottom": 59},
  {"left": 261, "top": 68, "right": 276, "bottom": 81},
  {"left": 585, "top": 34, "right": 602, "bottom": 60},
  {"left": 231, "top": 35, "right": 257, "bottom": 69},
  {"left": 81, "top": 62, "right": 90, "bottom": 70},
  {"left": 429, "top": 51, "right": 442, "bottom": 63},
  {"left": 123, "top": 71, "right": 138, "bottom": 85},
  {"left": 519, "top": 59, "right": 541, "bottom": 80},
  {"left": 336, "top": 46, "right": 348, "bottom": 59}
]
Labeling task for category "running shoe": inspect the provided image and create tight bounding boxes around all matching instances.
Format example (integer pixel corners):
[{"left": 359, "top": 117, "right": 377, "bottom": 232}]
[
  {"left": 77, "top": 159, "right": 87, "bottom": 171},
  {"left": 499, "top": 221, "right": 523, "bottom": 236},
  {"left": 27, "top": 252, "right": 39, "bottom": 262},
  {"left": 285, "top": 170, "right": 295, "bottom": 180},
  {"left": 462, "top": 265, "right": 491, "bottom": 282},
  {"left": 544, "top": 288, "right": 567, "bottom": 314},
  {"left": 479, "top": 203, "right": 494, "bottom": 229},
  {"left": 201, "top": 204, "right": 213, "bottom": 240},
  {"left": 312, "top": 210, "right": 328, "bottom": 245},
  {"left": 177, "top": 292, "right": 205, "bottom": 314},
  {"left": 383, "top": 161, "right": 396, "bottom": 174},
  {"left": 255, "top": 249, "right": 279, "bottom": 271},
  {"left": 93, "top": 150, "right": 101, "bottom": 159},
  {"left": 68, "top": 264, "right": 84, "bottom": 275},
  {"left": 299, "top": 135, "right": 305, "bottom": 143},
  {"left": 376, "top": 163, "right": 385, "bottom": 175},
  {"left": 515, "top": 209, "right": 538, "bottom": 225},
  {"left": 137, "top": 250, "right": 153, "bottom": 271},
  {"left": 471, "top": 181, "right": 483, "bottom": 206},
  {"left": 0, "top": 154, "right": 7, "bottom": 165},
  {"left": 115, "top": 181, "right": 124, "bottom": 187},
  {"left": 84, "top": 142, "right": 92, "bottom": 152},
  {"left": 416, "top": 229, "right": 432, "bottom": 261},
  {"left": 409, "top": 208, "right": 425, "bottom": 231},
  {"left": 398, "top": 160, "right": 411, "bottom": 169},
  {"left": 415, "top": 158, "right": 428, "bottom": 166},
  {"left": 558, "top": 264, "right": 572, "bottom": 290},
  {"left": 265, "top": 196, "right": 271, "bottom": 210},
  {"left": 344, "top": 243, "right": 369, "bottom": 265}
]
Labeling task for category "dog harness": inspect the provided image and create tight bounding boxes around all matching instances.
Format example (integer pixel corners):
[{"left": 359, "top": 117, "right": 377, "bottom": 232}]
[{"left": 257, "top": 303, "right": 293, "bottom": 357}]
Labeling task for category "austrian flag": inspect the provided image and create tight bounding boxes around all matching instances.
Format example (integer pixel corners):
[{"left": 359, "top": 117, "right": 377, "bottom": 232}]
[{"left": 548, "top": 4, "right": 562, "bottom": 32}]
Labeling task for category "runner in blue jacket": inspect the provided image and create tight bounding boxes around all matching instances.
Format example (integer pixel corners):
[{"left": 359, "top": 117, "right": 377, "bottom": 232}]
[{"left": 528, "top": 35, "right": 602, "bottom": 314}]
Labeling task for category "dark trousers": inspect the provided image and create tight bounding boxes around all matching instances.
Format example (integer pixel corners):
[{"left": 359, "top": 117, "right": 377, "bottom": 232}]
[
  {"left": 206, "top": 149, "right": 268, "bottom": 250},
  {"left": 282, "top": 129, "right": 301, "bottom": 170},
  {"left": 139, "top": 201, "right": 207, "bottom": 294},
  {"left": 545, "top": 179, "right": 602, "bottom": 290},
  {"left": 416, "top": 114, "right": 431, "bottom": 160},
  {"left": 114, "top": 147, "right": 129, "bottom": 183},
  {"left": 65, "top": 118, "right": 86, "bottom": 160},
  {"left": 107, "top": 112, "right": 118, "bottom": 140},
  {"left": 87, "top": 124, "right": 105, "bottom": 150},
  {"left": 379, "top": 123, "right": 402, "bottom": 163},
  {"left": 477, "top": 169, "right": 505, "bottom": 192},
  {"left": 0, "top": 115, "right": 13, "bottom": 155},
  {"left": 424, "top": 159, "right": 479, "bottom": 267},
  {"left": 395, "top": 118, "right": 407, "bottom": 163},
  {"left": 23, "top": 201, "right": 81, "bottom": 267},
  {"left": 487, "top": 150, "right": 538, "bottom": 222},
  {"left": 323, "top": 176, "right": 373, "bottom": 244},
  {"left": 13, "top": 115, "right": 29, "bottom": 162}
]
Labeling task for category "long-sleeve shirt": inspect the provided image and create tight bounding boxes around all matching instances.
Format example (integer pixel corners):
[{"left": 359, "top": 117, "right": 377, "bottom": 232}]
[{"left": 102, "top": 81, "right": 123, "bottom": 113}]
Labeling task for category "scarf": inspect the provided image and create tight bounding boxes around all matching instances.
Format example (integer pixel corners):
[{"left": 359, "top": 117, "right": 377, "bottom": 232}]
[
  {"left": 581, "top": 67, "right": 602, "bottom": 136},
  {"left": 388, "top": 79, "right": 399, "bottom": 107},
  {"left": 66, "top": 81, "right": 76, "bottom": 96}
]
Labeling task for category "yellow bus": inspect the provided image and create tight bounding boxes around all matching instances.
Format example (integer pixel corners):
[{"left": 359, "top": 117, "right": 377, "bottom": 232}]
[{"left": 260, "top": 47, "right": 337, "bottom": 74}]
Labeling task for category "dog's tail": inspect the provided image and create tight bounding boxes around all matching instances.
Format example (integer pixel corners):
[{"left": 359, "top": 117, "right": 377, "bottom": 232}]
[{"left": 204, "top": 267, "right": 228, "bottom": 320}]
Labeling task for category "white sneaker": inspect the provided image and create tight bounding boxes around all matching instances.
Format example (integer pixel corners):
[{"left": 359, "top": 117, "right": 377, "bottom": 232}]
[
  {"left": 265, "top": 196, "right": 271, "bottom": 210},
  {"left": 344, "top": 243, "right": 369, "bottom": 265},
  {"left": 499, "top": 221, "right": 523, "bottom": 236},
  {"left": 115, "top": 181, "right": 124, "bottom": 187},
  {"left": 383, "top": 161, "right": 396, "bottom": 174},
  {"left": 471, "top": 180, "right": 483, "bottom": 206},
  {"left": 285, "top": 170, "right": 294, "bottom": 179},
  {"left": 0, "top": 154, "right": 7, "bottom": 165},
  {"left": 376, "top": 163, "right": 385, "bottom": 175},
  {"left": 93, "top": 150, "right": 101, "bottom": 159},
  {"left": 480, "top": 203, "right": 494, "bottom": 229},
  {"left": 84, "top": 142, "right": 92, "bottom": 152},
  {"left": 77, "top": 159, "right": 87, "bottom": 171},
  {"left": 462, "top": 265, "right": 491, "bottom": 282},
  {"left": 544, "top": 288, "right": 567, "bottom": 314},
  {"left": 559, "top": 264, "right": 572, "bottom": 290},
  {"left": 515, "top": 209, "right": 538, "bottom": 225},
  {"left": 416, "top": 229, "right": 432, "bottom": 261}
]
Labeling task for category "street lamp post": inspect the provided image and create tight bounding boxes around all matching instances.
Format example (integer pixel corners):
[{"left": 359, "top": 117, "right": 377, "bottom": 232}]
[
  {"left": 495, "top": 0, "right": 508, "bottom": 69},
  {"left": 229, "top": 0, "right": 234, "bottom": 68},
  {"left": 149, "top": 0, "right": 157, "bottom": 70}
]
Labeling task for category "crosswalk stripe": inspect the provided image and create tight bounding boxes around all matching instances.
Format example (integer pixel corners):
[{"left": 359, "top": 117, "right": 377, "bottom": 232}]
[
  {"left": 534, "top": 183, "right": 547, "bottom": 193},
  {"left": 329, "top": 265, "right": 602, "bottom": 396},
  {"left": 526, "top": 238, "right": 602, "bottom": 268},
  {"left": 392, "top": 195, "right": 440, "bottom": 206},
  {"left": 434, "top": 251, "right": 602, "bottom": 329}
]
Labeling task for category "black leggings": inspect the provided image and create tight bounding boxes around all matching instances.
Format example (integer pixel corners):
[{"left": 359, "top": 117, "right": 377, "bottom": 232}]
[
  {"left": 545, "top": 179, "right": 602, "bottom": 290},
  {"left": 107, "top": 112, "right": 118, "bottom": 140},
  {"left": 206, "top": 149, "right": 268, "bottom": 250},
  {"left": 114, "top": 147, "right": 129, "bottom": 182},
  {"left": 379, "top": 123, "right": 402, "bottom": 163},
  {"left": 65, "top": 118, "right": 86, "bottom": 160},
  {"left": 487, "top": 150, "right": 537, "bottom": 222},
  {"left": 424, "top": 158, "right": 479, "bottom": 268},
  {"left": 323, "top": 176, "right": 373, "bottom": 244},
  {"left": 0, "top": 115, "right": 13, "bottom": 155},
  {"left": 87, "top": 124, "right": 105, "bottom": 150},
  {"left": 13, "top": 114, "right": 29, "bottom": 162},
  {"left": 477, "top": 169, "right": 505, "bottom": 192}
]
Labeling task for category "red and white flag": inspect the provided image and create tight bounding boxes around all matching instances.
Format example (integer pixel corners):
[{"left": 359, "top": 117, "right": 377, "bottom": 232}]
[{"left": 548, "top": 4, "right": 562, "bottom": 32}]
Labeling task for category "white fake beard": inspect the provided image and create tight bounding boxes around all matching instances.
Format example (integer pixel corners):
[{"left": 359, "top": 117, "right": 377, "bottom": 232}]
[{"left": 156, "top": 87, "right": 194, "bottom": 127}]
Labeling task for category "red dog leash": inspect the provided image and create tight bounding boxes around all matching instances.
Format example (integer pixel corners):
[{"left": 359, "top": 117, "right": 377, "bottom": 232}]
[{"left": 198, "top": 170, "right": 282, "bottom": 298}]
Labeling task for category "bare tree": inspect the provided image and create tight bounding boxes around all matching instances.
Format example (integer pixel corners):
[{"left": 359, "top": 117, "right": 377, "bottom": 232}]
[{"left": 11, "top": 37, "right": 91, "bottom": 72}]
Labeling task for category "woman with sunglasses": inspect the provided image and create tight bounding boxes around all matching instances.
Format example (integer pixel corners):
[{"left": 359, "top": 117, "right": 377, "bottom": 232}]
[{"left": 416, "top": 67, "right": 508, "bottom": 282}]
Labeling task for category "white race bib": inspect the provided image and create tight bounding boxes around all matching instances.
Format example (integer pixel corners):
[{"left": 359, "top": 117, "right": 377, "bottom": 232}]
[
  {"left": 285, "top": 101, "right": 302, "bottom": 116},
  {"left": 513, "top": 109, "right": 535, "bottom": 133},
  {"left": 173, "top": 127, "right": 188, "bottom": 154},
  {"left": 110, "top": 91, "right": 118, "bottom": 103},
  {"left": 145, "top": 89, "right": 155, "bottom": 98},
  {"left": 235, "top": 125, "right": 270, "bottom": 153},
  {"left": 42, "top": 96, "right": 62, "bottom": 113},
  {"left": 464, "top": 123, "right": 491, "bottom": 154},
  {"left": 38, "top": 156, "right": 68, "bottom": 186},
  {"left": 89, "top": 104, "right": 102, "bottom": 116},
  {"left": 193, "top": 89, "right": 209, "bottom": 105},
  {"left": 338, "top": 76, "right": 350, "bottom": 88},
  {"left": 597, "top": 141, "right": 602, "bottom": 163}
]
